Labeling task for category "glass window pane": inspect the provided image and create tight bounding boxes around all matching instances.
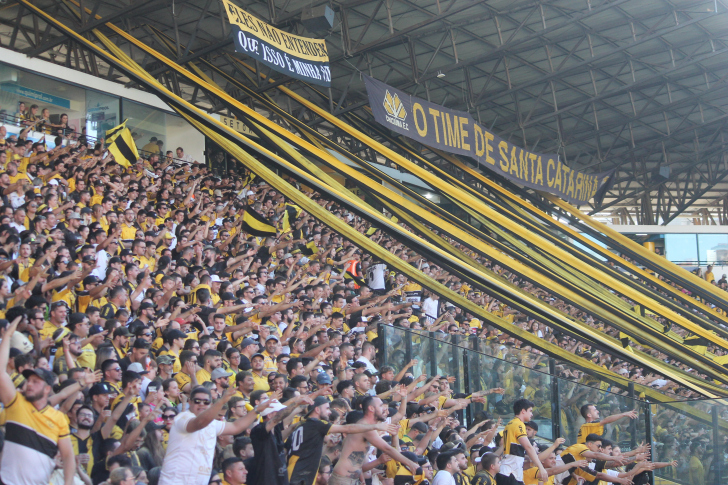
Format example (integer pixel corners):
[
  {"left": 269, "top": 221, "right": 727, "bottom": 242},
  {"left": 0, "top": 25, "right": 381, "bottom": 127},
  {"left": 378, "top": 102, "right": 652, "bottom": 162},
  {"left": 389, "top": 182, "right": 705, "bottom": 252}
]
[
  {"left": 85, "top": 91, "right": 119, "bottom": 141},
  {"left": 122, "top": 99, "right": 166, "bottom": 157},
  {"left": 664, "top": 234, "right": 698, "bottom": 265},
  {"left": 697, "top": 234, "right": 728, "bottom": 266}
]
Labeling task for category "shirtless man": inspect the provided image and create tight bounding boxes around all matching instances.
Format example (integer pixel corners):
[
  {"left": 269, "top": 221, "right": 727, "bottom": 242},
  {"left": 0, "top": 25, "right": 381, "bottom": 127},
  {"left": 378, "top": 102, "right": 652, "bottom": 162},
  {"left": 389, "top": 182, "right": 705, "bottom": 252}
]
[{"left": 331, "top": 396, "right": 418, "bottom": 485}]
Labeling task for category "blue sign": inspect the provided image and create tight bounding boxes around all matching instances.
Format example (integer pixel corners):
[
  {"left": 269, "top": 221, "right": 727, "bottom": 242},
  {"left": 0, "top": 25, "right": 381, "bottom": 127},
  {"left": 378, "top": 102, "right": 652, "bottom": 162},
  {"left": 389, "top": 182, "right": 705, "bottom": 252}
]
[{"left": 0, "top": 83, "right": 71, "bottom": 109}]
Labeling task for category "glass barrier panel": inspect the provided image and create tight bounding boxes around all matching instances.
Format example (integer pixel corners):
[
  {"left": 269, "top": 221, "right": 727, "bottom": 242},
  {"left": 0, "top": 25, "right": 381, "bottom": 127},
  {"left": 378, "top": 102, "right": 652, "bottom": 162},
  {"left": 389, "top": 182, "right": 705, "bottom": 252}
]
[{"left": 378, "top": 324, "right": 728, "bottom": 485}]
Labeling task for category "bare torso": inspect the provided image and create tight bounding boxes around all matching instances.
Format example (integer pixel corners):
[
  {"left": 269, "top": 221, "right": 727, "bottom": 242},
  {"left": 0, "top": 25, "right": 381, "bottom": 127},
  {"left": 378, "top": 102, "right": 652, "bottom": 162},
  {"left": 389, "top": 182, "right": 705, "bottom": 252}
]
[{"left": 333, "top": 430, "right": 375, "bottom": 479}]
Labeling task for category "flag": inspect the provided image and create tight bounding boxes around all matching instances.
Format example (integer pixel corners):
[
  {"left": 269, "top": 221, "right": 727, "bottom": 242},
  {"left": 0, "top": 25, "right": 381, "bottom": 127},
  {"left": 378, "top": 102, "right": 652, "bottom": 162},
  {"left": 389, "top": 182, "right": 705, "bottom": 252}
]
[
  {"left": 280, "top": 203, "right": 302, "bottom": 233},
  {"left": 365, "top": 215, "right": 398, "bottom": 237},
  {"left": 105, "top": 119, "right": 139, "bottom": 168},
  {"left": 618, "top": 332, "right": 635, "bottom": 353},
  {"left": 243, "top": 172, "right": 256, "bottom": 187},
  {"left": 683, "top": 334, "right": 709, "bottom": 356},
  {"left": 241, "top": 209, "right": 276, "bottom": 237}
]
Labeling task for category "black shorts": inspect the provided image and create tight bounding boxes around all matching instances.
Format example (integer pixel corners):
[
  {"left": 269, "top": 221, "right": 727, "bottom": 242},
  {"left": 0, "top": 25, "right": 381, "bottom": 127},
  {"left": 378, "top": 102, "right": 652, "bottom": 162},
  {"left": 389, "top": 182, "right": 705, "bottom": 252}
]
[{"left": 495, "top": 473, "right": 524, "bottom": 485}]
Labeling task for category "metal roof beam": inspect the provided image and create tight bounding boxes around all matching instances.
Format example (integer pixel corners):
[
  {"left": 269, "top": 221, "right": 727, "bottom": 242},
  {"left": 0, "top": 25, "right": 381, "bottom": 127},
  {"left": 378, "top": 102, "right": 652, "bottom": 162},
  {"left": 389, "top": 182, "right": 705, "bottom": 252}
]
[
  {"left": 415, "top": 0, "right": 632, "bottom": 83},
  {"left": 24, "top": 0, "right": 166, "bottom": 57}
]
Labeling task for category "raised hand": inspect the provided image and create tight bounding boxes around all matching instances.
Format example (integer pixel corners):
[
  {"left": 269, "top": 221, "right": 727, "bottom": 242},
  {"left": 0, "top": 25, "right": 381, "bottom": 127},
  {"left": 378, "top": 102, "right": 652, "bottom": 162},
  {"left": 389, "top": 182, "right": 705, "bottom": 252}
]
[{"left": 375, "top": 422, "right": 401, "bottom": 435}]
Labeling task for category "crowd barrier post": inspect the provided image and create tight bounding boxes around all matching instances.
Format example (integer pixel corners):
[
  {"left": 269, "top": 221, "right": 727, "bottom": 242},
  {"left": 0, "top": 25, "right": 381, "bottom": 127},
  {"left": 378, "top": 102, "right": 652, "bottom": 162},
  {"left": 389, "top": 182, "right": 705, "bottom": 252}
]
[
  {"left": 713, "top": 405, "right": 722, "bottom": 485},
  {"left": 643, "top": 399, "right": 654, "bottom": 485},
  {"left": 549, "top": 358, "right": 561, "bottom": 440},
  {"left": 405, "top": 328, "right": 413, "bottom": 364},
  {"left": 463, "top": 338, "right": 472, "bottom": 426},
  {"left": 378, "top": 324, "right": 387, "bottom": 367},
  {"left": 429, "top": 331, "right": 437, "bottom": 376},
  {"left": 628, "top": 382, "right": 637, "bottom": 451}
]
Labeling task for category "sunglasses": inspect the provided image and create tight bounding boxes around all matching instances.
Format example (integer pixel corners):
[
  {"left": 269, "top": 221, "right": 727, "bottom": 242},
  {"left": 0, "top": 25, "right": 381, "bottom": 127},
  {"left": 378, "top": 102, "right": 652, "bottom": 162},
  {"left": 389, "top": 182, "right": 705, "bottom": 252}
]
[
  {"left": 192, "top": 398, "right": 211, "bottom": 405},
  {"left": 163, "top": 414, "right": 176, "bottom": 420}
]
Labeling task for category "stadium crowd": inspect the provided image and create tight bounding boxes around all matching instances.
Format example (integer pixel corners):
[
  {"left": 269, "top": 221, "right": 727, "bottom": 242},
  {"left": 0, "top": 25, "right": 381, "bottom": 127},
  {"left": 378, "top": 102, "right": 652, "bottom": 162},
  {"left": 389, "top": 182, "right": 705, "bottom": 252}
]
[{"left": 0, "top": 104, "right": 713, "bottom": 485}]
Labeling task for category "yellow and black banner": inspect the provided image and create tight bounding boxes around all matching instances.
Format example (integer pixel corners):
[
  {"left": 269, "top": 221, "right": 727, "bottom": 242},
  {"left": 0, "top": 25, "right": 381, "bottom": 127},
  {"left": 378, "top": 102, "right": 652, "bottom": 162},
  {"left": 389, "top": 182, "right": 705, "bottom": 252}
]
[
  {"left": 280, "top": 203, "right": 302, "bottom": 233},
  {"left": 363, "top": 75, "right": 614, "bottom": 205},
  {"left": 241, "top": 209, "right": 276, "bottom": 237},
  {"left": 105, "top": 119, "right": 139, "bottom": 168},
  {"left": 222, "top": 0, "right": 331, "bottom": 87}
]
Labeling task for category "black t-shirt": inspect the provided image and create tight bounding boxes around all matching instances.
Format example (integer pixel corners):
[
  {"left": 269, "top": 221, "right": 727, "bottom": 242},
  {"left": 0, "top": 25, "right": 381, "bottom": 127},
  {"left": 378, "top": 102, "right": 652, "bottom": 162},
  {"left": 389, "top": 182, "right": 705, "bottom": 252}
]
[
  {"left": 239, "top": 354, "right": 252, "bottom": 371},
  {"left": 256, "top": 245, "right": 272, "bottom": 266},
  {"left": 249, "top": 422, "right": 288, "bottom": 485},
  {"left": 286, "top": 419, "right": 332, "bottom": 485}
]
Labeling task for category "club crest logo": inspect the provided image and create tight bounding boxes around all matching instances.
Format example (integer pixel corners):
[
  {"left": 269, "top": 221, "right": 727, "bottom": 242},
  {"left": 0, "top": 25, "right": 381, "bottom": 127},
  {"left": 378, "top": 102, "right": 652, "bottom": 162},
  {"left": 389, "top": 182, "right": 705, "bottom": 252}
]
[{"left": 383, "top": 90, "right": 409, "bottom": 130}]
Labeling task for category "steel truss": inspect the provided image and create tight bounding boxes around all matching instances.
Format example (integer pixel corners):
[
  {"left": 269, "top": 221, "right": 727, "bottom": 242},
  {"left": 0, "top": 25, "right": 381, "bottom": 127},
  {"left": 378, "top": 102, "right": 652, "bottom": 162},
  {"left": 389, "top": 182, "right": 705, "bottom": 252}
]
[{"left": 3, "top": 0, "right": 728, "bottom": 223}]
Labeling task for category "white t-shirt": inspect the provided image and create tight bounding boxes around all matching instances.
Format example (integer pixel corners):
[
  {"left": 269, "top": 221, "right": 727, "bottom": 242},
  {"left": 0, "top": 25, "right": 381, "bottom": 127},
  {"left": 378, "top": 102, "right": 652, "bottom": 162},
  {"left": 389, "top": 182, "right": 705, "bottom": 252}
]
[
  {"left": 159, "top": 411, "right": 227, "bottom": 485},
  {"left": 432, "top": 470, "right": 456, "bottom": 485},
  {"left": 367, "top": 263, "right": 386, "bottom": 290},
  {"left": 421, "top": 297, "right": 439, "bottom": 323},
  {"left": 92, "top": 248, "right": 109, "bottom": 279}
]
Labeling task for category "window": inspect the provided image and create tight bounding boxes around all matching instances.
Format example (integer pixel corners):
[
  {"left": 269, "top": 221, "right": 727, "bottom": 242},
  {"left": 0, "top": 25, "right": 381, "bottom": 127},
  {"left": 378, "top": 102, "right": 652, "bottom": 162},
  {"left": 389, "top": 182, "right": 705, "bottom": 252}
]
[{"left": 664, "top": 234, "right": 698, "bottom": 265}]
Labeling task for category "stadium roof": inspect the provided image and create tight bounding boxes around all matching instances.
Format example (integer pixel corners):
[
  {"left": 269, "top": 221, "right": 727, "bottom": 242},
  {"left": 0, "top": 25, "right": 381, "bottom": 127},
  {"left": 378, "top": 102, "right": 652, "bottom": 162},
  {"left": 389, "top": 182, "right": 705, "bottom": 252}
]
[{"left": 2, "top": 0, "right": 728, "bottom": 223}]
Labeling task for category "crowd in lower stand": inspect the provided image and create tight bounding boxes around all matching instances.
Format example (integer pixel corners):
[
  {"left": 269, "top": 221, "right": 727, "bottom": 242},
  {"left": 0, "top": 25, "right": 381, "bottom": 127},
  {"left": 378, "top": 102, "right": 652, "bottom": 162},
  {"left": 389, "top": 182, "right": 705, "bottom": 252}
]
[{"left": 0, "top": 109, "right": 714, "bottom": 485}]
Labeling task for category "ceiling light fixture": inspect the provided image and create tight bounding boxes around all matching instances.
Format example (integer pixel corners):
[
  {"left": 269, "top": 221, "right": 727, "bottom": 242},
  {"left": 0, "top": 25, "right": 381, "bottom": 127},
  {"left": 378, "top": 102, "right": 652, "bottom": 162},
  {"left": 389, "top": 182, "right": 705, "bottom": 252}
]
[{"left": 437, "top": 71, "right": 445, "bottom": 78}]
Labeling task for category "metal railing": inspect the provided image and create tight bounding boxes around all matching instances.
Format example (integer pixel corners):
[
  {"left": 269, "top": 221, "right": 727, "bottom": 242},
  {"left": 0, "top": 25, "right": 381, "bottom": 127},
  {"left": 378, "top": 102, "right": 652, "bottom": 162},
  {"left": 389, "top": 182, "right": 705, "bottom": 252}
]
[{"left": 377, "top": 324, "right": 726, "bottom": 485}]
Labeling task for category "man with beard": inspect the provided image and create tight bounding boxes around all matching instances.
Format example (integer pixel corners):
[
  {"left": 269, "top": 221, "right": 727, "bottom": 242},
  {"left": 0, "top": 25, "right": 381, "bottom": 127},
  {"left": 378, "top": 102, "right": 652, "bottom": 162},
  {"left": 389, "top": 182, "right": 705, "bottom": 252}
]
[
  {"left": 0, "top": 317, "right": 76, "bottom": 485},
  {"left": 331, "top": 396, "right": 418, "bottom": 485},
  {"left": 53, "top": 331, "right": 84, "bottom": 374},
  {"left": 286, "top": 396, "right": 401, "bottom": 485},
  {"left": 211, "top": 367, "right": 233, "bottom": 396},
  {"left": 70, "top": 405, "right": 97, "bottom": 475}
]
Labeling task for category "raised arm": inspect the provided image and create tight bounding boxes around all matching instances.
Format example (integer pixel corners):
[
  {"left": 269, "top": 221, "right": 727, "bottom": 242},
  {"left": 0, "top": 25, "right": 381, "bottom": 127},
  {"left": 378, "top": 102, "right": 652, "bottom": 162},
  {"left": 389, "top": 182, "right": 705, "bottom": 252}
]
[
  {"left": 329, "top": 421, "right": 400, "bottom": 435},
  {"left": 186, "top": 389, "right": 233, "bottom": 432},
  {"left": 366, "top": 430, "right": 419, "bottom": 475},
  {"left": 0, "top": 317, "right": 22, "bottom": 405},
  {"left": 222, "top": 397, "right": 268, "bottom": 435},
  {"left": 517, "top": 435, "right": 548, "bottom": 483},
  {"left": 600, "top": 410, "right": 638, "bottom": 426}
]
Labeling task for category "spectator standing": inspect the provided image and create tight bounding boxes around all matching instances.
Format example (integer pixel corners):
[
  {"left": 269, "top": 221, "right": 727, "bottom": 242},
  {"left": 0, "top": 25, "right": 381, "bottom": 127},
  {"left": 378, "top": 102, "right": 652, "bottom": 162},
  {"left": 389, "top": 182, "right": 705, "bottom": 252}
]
[
  {"left": 158, "top": 386, "right": 267, "bottom": 485},
  {"left": 0, "top": 318, "right": 75, "bottom": 485}
]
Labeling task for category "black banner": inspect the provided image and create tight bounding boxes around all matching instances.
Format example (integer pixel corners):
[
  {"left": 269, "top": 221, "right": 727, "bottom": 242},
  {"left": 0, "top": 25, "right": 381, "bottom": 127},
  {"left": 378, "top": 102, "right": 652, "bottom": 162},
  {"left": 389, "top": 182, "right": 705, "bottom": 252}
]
[
  {"left": 364, "top": 75, "right": 615, "bottom": 205},
  {"left": 223, "top": 0, "right": 331, "bottom": 87}
]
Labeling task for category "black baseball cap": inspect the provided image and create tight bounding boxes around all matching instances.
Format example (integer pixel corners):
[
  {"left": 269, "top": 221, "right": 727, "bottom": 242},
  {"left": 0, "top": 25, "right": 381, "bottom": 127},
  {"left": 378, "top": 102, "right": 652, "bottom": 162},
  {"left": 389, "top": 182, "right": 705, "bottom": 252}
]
[
  {"left": 113, "top": 327, "right": 132, "bottom": 337},
  {"left": 89, "top": 382, "right": 112, "bottom": 397},
  {"left": 83, "top": 275, "right": 102, "bottom": 285},
  {"left": 165, "top": 329, "right": 187, "bottom": 341},
  {"left": 132, "top": 339, "right": 151, "bottom": 349},
  {"left": 22, "top": 368, "right": 56, "bottom": 387}
]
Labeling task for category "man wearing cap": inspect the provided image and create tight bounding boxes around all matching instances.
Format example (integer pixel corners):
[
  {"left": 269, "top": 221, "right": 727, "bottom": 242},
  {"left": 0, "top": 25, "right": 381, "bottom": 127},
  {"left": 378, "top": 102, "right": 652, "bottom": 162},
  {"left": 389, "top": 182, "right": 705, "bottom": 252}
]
[
  {"left": 286, "top": 396, "right": 400, "bottom": 485},
  {"left": 110, "top": 326, "right": 132, "bottom": 360},
  {"left": 211, "top": 367, "right": 233, "bottom": 396},
  {"left": 0, "top": 318, "right": 76, "bottom": 485},
  {"left": 262, "top": 335, "right": 280, "bottom": 375},
  {"left": 152, "top": 355, "right": 173, "bottom": 382},
  {"left": 89, "top": 382, "right": 112, "bottom": 417},
  {"left": 130, "top": 301, "right": 156, "bottom": 332},
  {"left": 159, "top": 386, "right": 270, "bottom": 485}
]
